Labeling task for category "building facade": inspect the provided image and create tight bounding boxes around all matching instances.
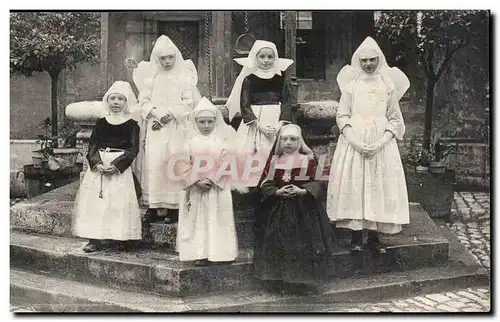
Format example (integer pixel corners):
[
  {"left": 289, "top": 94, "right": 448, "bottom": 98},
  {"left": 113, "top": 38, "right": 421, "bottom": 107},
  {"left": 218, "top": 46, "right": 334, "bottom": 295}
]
[{"left": 98, "top": 11, "right": 374, "bottom": 103}]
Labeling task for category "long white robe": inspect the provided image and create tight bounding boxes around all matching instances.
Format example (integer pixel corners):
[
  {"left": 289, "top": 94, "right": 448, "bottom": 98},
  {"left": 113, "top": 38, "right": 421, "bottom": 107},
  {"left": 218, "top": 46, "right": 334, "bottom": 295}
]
[
  {"left": 326, "top": 75, "right": 409, "bottom": 234},
  {"left": 138, "top": 72, "right": 200, "bottom": 209},
  {"left": 175, "top": 133, "right": 238, "bottom": 262}
]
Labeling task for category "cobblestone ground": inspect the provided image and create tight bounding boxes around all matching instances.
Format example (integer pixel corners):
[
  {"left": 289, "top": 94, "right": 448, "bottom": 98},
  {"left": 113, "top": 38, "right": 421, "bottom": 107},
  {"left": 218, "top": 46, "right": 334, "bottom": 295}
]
[
  {"left": 325, "top": 288, "right": 490, "bottom": 312},
  {"left": 448, "top": 191, "right": 490, "bottom": 270},
  {"left": 324, "top": 191, "right": 491, "bottom": 313}
]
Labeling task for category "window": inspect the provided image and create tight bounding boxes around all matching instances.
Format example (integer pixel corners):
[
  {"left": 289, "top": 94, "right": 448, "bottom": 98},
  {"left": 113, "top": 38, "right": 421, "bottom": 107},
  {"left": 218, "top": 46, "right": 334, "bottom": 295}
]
[
  {"left": 279, "top": 11, "right": 313, "bottom": 30},
  {"left": 280, "top": 11, "right": 325, "bottom": 80}
]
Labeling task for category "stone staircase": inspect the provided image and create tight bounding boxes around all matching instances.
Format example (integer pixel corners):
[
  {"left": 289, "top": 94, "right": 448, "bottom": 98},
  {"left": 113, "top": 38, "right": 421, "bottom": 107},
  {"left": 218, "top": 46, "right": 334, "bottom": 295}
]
[{"left": 10, "top": 181, "right": 489, "bottom": 312}]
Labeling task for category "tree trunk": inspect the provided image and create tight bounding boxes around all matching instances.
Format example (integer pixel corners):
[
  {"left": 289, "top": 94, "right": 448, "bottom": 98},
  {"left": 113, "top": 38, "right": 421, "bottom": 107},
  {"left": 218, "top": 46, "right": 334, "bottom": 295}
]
[
  {"left": 49, "top": 70, "right": 60, "bottom": 147},
  {"left": 422, "top": 78, "right": 436, "bottom": 150}
]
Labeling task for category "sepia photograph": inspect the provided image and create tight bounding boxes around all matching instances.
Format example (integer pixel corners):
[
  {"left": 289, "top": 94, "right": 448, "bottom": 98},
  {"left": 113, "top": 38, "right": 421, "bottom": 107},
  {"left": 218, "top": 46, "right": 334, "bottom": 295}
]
[{"left": 8, "top": 7, "right": 491, "bottom": 313}]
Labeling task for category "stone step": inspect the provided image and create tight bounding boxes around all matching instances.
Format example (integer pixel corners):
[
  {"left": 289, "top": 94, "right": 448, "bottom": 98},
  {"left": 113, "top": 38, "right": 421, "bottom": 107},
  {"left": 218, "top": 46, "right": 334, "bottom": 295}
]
[
  {"left": 11, "top": 201, "right": 450, "bottom": 297},
  {"left": 11, "top": 261, "right": 488, "bottom": 313},
  {"left": 9, "top": 181, "right": 447, "bottom": 250},
  {"left": 10, "top": 182, "right": 256, "bottom": 248}
]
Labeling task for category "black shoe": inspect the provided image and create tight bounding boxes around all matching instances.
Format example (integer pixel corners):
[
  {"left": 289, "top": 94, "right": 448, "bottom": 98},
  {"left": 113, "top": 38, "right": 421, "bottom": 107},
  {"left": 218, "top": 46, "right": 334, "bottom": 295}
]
[
  {"left": 83, "top": 239, "right": 101, "bottom": 253},
  {"left": 349, "top": 244, "right": 363, "bottom": 252},
  {"left": 367, "top": 231, "right": 387, "bottom": 254},
  {"left": 143, "top": 208, "right": 158, "bottom": 223},
  {"left": 164, "top": 209, "right": 179, "bottom": 224},
  {"left": 209, "top": 260, "right": 235, "bottom": 265},
  {"left": 350, "top": 230, "right": 363, "bottom": 252},
  {"left": 194, "top": 259, "right": 210, "bottom": 266},
  {"left": 116, "top": 241, "right": 138, "bottom": 252},
  {"left": 367, "top": 242, "right": 387, "bottom": 254}
]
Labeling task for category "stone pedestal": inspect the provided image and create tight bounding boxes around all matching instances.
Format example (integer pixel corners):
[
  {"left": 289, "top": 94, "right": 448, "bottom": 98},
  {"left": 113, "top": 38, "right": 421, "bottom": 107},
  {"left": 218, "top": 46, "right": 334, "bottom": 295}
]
[
  {"left": 65, "top": 100, "right": 107, "bottom": 182},
  {"left": 75, "top": 125, "right": 93, "bottom": 182}
]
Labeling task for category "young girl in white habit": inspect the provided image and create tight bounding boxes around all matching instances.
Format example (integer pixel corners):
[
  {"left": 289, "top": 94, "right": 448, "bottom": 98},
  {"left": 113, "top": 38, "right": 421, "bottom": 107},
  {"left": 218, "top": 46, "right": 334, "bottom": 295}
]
[
  {"left": 137, "top": 35, "right": 201, "bottom": 224},
  {"left": 226, "top": 40, "right": 294, "bottom": 188},
  {"left": 73, "top": 81, "right": 142, "bottom": 253},
  {"left": 326, "top": 37, "right": 411, "bottom": 253},
  {"left": 175, "top": 97, "right": 241, "bottom": 266}
]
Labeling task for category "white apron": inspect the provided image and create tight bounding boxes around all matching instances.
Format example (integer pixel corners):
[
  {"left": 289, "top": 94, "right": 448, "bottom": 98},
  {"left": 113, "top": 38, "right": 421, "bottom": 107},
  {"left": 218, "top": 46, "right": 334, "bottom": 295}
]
[
  {"left": 235, "top": 104, "right": 281, "bottom": 188},
  {"left": 73, "top": 150, "right": 142, "bottom": 240}
]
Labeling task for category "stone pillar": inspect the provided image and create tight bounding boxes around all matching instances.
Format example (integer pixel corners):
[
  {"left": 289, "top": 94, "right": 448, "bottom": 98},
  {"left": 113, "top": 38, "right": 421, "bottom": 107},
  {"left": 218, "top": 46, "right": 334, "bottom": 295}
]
[
  {"left": 283, "top": 11, "right": 299, "bottom": 122},
  {"left": 283, "top": 11, "right": 297, "bottom": 77},
  {"left": 65, "top": 101, "right": 107, "bottom": 182},
  {"left": 211, "top": 11, "right": 233, "bottom": 102},
  {"left": 100, "top": 12, "right": 110, "bottom": 97},
  {"left": 75, "top": 123, "right": 93, "bottom": 182},
  {"left": 143, "top": 19, "right": 159, "bottom": 61},
  {"left": 106, "top": 13, "right": 128, "bottom": 92}
]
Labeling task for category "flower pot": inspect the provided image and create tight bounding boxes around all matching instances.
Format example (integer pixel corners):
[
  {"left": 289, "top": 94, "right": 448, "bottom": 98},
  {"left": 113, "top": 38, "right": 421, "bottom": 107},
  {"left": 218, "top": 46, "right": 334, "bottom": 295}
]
[
  {"left": 31, "top": 151, "right": 47, "bottom": 167},
  {"left": 416, "top": 165, "right": 429, "bottom": 173},
  {"left": 22, "top": 164, "right": 52, "bottom": 199},
  {"left": 52, "top": 148, "right": 79, "bottom": 168},
  {"left": 428, "top": 161, "right": 446, "bottom": 174},
  {"left": 405, "top": 170, "right": 455, "bottom": 219}
]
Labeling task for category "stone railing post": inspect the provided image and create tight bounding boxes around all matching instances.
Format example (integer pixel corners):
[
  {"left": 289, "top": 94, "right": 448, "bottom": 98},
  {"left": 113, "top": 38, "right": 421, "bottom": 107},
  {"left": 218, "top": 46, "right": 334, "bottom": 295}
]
[
  {"left": 65, "top": 100, "right": 107, "bottom": 183},
  {"left": 75, "top": 122, "right": 95, "bottom": 182}
]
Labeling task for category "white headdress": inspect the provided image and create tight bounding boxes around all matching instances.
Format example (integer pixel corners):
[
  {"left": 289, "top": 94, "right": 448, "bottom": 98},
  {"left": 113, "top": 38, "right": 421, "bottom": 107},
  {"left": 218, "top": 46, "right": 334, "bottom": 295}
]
[
  {"left": 337, "top": 37, "right": 410, "bottom": 101},
  {"left": 274, "top": 124, "right": 313, "bottom": 156},
  {"left": 132, "top": 35, "right": 198, "bottom": 94},
  {"left": 102, "top": 81, "right": 138, "bottom": 115},
  {"left": 225, "top": 40, "right": 294, "bottom": 121},
  {"left": 187, "top": 97, "right": 234, "bottom": 139}
]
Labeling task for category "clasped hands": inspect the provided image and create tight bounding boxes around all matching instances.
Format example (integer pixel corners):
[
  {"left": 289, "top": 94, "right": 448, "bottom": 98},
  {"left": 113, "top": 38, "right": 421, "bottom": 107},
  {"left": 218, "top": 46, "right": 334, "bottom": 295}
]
[
  {"left": 275, "top": 184, "right": 307, "bottom": 198},
  {"left": 349, "top": 140, "right": 384, "bottom": 158},
  {"left": 343, "top": 126, "right": 393, "bottom": 158},
  {"left": 195, "top": 178, "right": 214, "bottom": 192},
  {"left": 257, "top": 122, "right": 277, "bottom": 137},
  {"left": 94, "top": 163, "right": 118, "bottom": 175},
  {"left": 152, "top": 110, "right": 175, "bottom": 131}
]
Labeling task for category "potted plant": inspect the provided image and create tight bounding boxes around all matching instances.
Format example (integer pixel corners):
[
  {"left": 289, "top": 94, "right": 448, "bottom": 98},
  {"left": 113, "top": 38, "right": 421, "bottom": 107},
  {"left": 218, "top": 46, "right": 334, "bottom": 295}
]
[
  {"left": 417, "top": 148, "right": 431, "bottom": 173},
  {"left": 52, "top": 119, "right": 80, "bottom": 169},
  {"left": 401, "top": 136, "right": 423, "bottom": 172},
  {"left": 32, "top": 118, "right": 54, "bottom": 167},
  {"left": 427, "top": 132, "right": 458, "bottom": 174}
]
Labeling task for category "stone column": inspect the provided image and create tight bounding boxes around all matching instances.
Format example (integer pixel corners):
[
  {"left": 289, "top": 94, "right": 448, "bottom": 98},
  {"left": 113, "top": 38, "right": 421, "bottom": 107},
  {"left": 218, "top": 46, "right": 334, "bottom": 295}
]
[
  {"left": 211, "top": 11, "right": 233, "bottom": 102},
  {"left": 65, "top": 101, "right": 107, "bottom": 182},
  {"left": 283, "top": 11, "right": 297, "bottom": 77},
  {"left": 100, "top": 12, "right": 110, "bottom": 96},
  {"left": 75, "top": 123, "right": 94, "bottom": 182},
  {"left": 283, "top": 11, "right": 299, "bottom": 122}
]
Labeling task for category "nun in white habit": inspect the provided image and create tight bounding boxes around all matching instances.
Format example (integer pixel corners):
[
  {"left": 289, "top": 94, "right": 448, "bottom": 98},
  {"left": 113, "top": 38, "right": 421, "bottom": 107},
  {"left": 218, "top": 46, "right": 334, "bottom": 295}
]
[
  {"left": 226, "top": 40, "right": 294, "bottom": 188},
  {"left": 137, "top": 35, "right": 202, "bottom": 223},
  {"left": 175, "top": 97, "right": 240, "bottom": 266},
  {"left": 326, "top": 37, "right": 411, "bottom": 253}
]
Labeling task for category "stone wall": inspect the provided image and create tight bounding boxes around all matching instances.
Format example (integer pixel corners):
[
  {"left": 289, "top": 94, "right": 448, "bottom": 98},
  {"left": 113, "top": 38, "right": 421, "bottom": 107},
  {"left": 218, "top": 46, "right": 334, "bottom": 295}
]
[{"left": 10, "top": 73, "right": 61, "bottom": 140}]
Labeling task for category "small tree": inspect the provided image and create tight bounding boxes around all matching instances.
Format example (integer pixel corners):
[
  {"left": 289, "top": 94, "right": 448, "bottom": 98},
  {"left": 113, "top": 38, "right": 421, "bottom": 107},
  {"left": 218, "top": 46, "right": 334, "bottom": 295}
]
[
  {"left": 376, "top": 10, "right": 488, "bottom": 150},
  {"left": 10, "top": 12, "right": 100, "bottom": 142}
]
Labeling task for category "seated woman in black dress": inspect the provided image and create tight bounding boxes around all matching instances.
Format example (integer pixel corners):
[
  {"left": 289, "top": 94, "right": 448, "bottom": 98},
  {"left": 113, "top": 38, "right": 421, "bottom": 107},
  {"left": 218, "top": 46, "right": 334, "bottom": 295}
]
[{"left": 253, "top": 124, "right": 336, "bottom": 293}]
